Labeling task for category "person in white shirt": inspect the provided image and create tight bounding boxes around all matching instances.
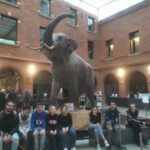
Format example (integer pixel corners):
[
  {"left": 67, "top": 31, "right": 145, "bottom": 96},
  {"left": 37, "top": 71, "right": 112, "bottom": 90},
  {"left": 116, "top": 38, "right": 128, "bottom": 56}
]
[{"left": 18, "top": 105, "right": 33, "bottom": 150}]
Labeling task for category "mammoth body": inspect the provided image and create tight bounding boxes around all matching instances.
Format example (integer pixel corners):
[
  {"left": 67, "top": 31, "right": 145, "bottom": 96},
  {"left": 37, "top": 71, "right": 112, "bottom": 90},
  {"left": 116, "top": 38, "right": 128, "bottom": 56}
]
[{"left": 42, "top": 13, "right": 96, "bottom": 107}]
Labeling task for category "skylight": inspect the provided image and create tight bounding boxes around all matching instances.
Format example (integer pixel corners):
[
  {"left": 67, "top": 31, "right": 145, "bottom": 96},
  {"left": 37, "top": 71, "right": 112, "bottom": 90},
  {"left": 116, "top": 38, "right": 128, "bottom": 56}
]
[{"left": 64, "top": 0, "right": 145, "bottom": 20}]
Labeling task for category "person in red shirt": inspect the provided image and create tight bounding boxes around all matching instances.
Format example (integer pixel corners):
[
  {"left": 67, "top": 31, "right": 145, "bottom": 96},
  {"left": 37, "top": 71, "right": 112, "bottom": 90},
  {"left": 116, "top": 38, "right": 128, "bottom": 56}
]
[{"left": 46, "top": 105, "right": 59, "bottom": 150}]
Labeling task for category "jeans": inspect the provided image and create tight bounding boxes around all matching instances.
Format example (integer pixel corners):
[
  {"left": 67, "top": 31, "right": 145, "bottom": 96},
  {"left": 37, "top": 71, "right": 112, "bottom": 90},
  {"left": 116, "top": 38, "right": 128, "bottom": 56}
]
[
  {"left": 59, "top": 127, "right": 76, "bottom": 148},
  {"left": 128, "top": 121, "right": 142, "bottom": 144},
  {"left": 47, "top": 135, "right": 57, "bottom": 150},
  {"left": 19, "top": 131, "right": 34, "bottom": 150},
  {"left": 89, "top": 123, "right": 103, "bottom": 141},
  {"left": 106, "top": 123, "right": 120, "bottom": 146},
  {"left": 33, "top": 129, "right": 45, "bottom": 150},
  {"left": 0, "top": 133, "right": 19, "bottom": 150}
]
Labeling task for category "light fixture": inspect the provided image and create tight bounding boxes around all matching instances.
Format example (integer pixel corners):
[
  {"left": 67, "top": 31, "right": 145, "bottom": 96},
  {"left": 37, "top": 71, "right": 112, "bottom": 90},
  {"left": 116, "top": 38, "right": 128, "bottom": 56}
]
[
  {"left": 117, "top": 68, "right": 125, "bottom": 78},
  {"left": 28, "top": 64, "right": 36, "bottom": 75},
  {"left": 147, "top": 66, "right": 150, "bottom": 74}
]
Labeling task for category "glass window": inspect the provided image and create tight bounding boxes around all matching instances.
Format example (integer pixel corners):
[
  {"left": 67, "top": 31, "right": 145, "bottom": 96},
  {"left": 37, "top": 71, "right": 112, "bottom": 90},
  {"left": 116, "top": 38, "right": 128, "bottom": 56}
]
[
  {"left": 68, "top": 8, "right": 77, "bottom": 27},
  {"left": 129, "top": 31, "right": 140, "bottom": 53},
  {"left": 0, "top": 15, "right": 17, "bottom": 45},
  {"left": 106, "top": 39, "right": 114, "bottom": 58},
  {"left": 3, "top": 0, "right": 17, "bottom": 4},
  {"left": 40, "top": 0, "right": 51, "bottom": 16},
  {"left": 88, "top": 41, "right": 94, "bottom": 59},
  {"left": 40, "top": 27, "right": 46, "bottom": 43},
  {"left": 88, "top": 16, "right": 95, "bottom": 32}
]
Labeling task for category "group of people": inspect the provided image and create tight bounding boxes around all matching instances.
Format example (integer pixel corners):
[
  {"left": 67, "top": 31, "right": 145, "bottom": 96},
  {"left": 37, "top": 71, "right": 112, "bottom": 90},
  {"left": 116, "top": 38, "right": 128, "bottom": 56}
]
[
  {"left": 89, "top": 101, "right": 149, "bottom": 150},
  {"left": 0, "top": 99, "right": 149, "bottom": 150},
  {"left": 0, "top": 100, "right": 76, "bottom": 150}
]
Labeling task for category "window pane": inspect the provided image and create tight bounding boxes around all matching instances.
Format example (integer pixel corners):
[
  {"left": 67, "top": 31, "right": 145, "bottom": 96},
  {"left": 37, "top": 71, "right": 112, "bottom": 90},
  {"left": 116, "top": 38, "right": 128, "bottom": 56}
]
[
  {"left": 88, "top": 17, "right": 95, "bottom": 32},
  {"left": 88, "top": 41, "right": 94, "bottom": 59},
  {"left": 130, "top": 31, "right": 140, "bottom": 53},
  {"left": 40, "top": 27, "right": 46, "bottom": 42},
  {"left": 68, "top": 8, "right": 77, "bottom": 26},
  {"left": 106, "top": 39, "right": 114, "bottom": 58},
  {"left": 40, "top": 0, "right": 51, "bottom": 16},
  {"left": 0, "top": 15, "right": 17, "bottom": 45},
  {"left": 3, "top": 0, "right": 17, "bottom": 4}
]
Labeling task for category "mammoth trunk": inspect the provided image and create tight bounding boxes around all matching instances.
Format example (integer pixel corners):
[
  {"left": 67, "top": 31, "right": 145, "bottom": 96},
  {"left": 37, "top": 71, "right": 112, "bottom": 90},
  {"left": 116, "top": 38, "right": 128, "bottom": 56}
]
[{"left": 44, "top": 12, "right": 74, "bottom": 47}]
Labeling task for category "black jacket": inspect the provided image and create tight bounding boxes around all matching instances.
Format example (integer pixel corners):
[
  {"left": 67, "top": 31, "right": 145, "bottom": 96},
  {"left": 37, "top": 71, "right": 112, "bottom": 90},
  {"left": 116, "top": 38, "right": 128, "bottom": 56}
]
[
  {"left": 127, "top": 109, "right": 141, "bottom": 125},
  {"left": 105, "top": 108, "right": 119, "bottom": 125},
  {"left": 0, "top": 110, "right": 19, "bottom": 135},
  {"left": 89, "top": 111, "right": 101, "bottom": 124},
  {"left": 58, "top": 113, "right": 72, "bottom": 129},
  {"left": 46, "top": 113, "right": 59, "bottom": 135}
]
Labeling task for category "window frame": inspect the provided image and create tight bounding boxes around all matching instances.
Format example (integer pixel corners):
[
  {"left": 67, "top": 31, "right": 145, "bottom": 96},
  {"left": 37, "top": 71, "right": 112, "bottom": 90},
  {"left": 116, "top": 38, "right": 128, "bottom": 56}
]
[
  {"left": 106, "top": 39, "right": 114, "bottom": 58},
  {"left": 88, "top": 40, "right": 94, "bottom": 59},
  {"left": 2, "top": 0, "right": 17, "bottom": 5},
  {"left": 129, "top": 31, "right": 140, "bottom": 54},
  {"left": 40, "top": 0, "right": 51, "bottom": 16},
  {"left": 0, "top": 14, "right": 18, "bottom": 45},
  {"left": 88, "top": 16, "right": 95, "bottom": 32},
  {"left": 40, "top": 26, "right": 46, "bottom": 43},
  {"left": 68, "top": 8, "right": 77, "bottom": 27}
]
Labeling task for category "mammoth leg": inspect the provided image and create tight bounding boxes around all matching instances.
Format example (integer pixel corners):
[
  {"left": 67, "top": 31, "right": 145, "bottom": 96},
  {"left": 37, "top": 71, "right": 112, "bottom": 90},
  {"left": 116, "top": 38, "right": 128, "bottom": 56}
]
[
  {"left": 50, "top": 79, "right": 60, "bottom": 105},
  {"left": 85, "top": 86, "right": 96, "bottom": 107},
  {"left": 69, "top": 83, "right": 79, "bottom": 109}
]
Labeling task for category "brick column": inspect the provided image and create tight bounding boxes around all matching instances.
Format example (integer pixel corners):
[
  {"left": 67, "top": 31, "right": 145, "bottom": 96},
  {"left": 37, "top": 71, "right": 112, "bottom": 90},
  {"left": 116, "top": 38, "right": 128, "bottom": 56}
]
[{"left": 118, "top": 78, "right": 127, "bottom": 98}]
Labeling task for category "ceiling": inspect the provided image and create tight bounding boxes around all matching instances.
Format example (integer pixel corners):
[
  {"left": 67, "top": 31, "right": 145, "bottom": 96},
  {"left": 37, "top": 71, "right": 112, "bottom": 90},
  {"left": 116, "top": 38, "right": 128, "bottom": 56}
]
[{"left": 64, "top": 0, "right": 145, "bottom": 20}]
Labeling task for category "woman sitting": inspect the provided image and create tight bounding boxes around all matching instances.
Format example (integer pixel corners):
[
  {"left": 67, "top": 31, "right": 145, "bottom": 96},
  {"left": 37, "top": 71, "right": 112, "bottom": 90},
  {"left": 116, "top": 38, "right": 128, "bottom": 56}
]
[
  {"left": 59, "top": 105, "right": 76, "bottom": 150},
  {"left": 126, "top": 104, "right": 148, "bottom": 146},
  {"left": 89, "top": 106, "right": 109, "bottom": 150},
  {"left": 46, "top": 105, "right": 59, "bottom": 150}
]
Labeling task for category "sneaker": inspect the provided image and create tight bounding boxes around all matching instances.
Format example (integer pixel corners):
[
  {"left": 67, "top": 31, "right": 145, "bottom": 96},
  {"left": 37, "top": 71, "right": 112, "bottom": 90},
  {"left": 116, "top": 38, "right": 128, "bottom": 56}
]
[
  {"left": 104, "top": 140, "right": 110, "bottom": 147},
  {"left": 97, "top": 144, "right": 102, "bottom": 150},
  {"left": 71, "top": 147, "right": 76, "bottom": 150}
]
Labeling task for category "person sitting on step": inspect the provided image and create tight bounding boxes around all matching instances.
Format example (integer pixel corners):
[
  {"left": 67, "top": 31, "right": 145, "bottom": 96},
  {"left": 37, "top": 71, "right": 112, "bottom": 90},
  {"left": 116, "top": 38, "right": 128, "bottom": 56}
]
[
  {"left": 46, "top": 105, "right": 59, "bottom": 150},
  {"left": 58, "top": 105, "right": 76, "bottom": 150},
  {"left": 89, "top": 106, "right": 109, "bottom": 150},
  {"left": 126, "top": 104, "right": 148, "bottom": 147}
]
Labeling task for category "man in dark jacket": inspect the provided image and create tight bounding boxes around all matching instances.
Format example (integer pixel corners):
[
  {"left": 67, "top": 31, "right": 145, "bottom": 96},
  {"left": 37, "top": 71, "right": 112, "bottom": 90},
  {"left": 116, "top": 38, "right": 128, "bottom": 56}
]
[
  {"left": 104, "top": 101, "right": 120, "bottom": 147},
  {"left": 0, "top": 100, "right": 19, "bottom": 150}
]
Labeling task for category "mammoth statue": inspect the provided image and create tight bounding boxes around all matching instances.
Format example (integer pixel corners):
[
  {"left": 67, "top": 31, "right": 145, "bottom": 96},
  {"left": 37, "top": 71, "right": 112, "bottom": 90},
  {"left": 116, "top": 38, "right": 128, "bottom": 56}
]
[{"left": 41, "top": 12, "right": 96, "bottom": 107}]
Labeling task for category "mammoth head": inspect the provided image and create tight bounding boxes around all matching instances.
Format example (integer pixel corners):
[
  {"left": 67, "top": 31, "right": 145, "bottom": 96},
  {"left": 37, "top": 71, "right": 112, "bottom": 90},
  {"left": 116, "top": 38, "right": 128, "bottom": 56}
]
[{"left": 41, "top": 12, "right": 78, "bottom": 60}]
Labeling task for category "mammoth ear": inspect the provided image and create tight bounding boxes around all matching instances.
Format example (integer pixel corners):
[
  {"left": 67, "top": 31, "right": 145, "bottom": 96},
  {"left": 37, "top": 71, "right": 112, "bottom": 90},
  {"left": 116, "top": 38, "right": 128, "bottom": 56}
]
[{"left": 66, "top": 39, "right": 78, "bottom": 55}]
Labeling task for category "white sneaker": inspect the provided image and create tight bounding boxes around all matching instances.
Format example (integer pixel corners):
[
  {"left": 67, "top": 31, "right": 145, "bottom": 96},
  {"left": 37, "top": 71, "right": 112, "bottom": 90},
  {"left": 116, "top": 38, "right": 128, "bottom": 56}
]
[
  {"left": 64, "top": 148, "right": 68, "bottom": 150},
  {"left": 97, "top": 144, "right": 102, "bottom": 150},
  {"left": 71, "top": 147, "right": 76, "bottom": 150},
  {"left": 104, "top": 140, "right": 110, "bottom": 147}
]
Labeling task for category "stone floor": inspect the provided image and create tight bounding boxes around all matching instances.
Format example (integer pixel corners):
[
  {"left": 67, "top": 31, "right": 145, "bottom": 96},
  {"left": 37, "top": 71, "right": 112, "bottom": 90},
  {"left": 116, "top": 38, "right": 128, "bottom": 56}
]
[{"left": 76, "top": 140, "right": 150, "bottom": 150}]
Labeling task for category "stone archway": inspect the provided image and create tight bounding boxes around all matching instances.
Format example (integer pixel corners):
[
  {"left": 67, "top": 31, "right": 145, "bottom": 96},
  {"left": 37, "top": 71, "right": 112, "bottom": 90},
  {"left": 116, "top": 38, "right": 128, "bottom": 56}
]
[
  {"left": 128, "top": 71, "right": 148, "bottom": 94},
  {"left": 0, "top": 68, "right": 21, "bottom": 91},
  {"left": 33, "top": 71, "right": 52, "bottom": 99},
  {"left": 104, "top": 74, "right": 119, "bottom": 99}
]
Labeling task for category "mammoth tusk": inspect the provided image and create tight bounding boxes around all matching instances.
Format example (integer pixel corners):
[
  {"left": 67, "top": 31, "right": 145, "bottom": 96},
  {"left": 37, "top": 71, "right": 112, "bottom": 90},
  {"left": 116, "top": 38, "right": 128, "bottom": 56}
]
[
  {"left": 43, "top": 43, "right": 55, "bottom": 50},
  {"left": 26, "top": 45, "right": 44, "bottom": 50}
]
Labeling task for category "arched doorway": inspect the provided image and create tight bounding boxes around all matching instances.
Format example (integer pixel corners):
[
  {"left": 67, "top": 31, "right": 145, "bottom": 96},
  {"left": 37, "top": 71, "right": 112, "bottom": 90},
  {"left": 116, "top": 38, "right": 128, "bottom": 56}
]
[
  {"left": 129, "top": 71, "right": 147, "bottom": 94},
  {"left": 104, "top": 74, "right": 119, "bottom": 99},
  {"left": 33, "top": 71, "right": 52, "bottom": 99},
  {"left": 0, "top": 68, "right": 21, "bottom": 91}
]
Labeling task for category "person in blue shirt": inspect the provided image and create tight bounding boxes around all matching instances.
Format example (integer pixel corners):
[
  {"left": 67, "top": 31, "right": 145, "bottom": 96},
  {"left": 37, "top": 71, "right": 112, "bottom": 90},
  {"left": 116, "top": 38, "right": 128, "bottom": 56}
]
[
  {"left": 31, "top": 101, "right": 47, "bottom": 150},
  {"left": 104, "top": 101, "right": 120, "bottom": 147}
]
